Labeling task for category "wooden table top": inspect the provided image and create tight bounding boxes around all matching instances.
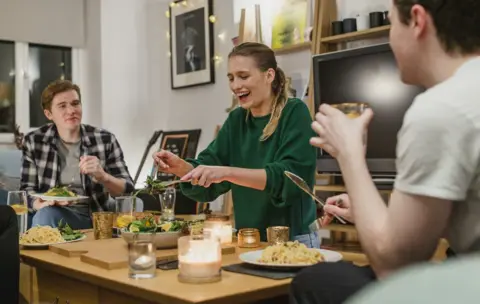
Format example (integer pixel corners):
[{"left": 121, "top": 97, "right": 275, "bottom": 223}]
[{"left": 20, "top": 222, "right": 290, "bottom": 304}]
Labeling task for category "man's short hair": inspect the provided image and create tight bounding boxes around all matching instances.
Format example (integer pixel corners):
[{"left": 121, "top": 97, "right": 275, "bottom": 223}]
[
  {"left": 394, "top": 0, "right": 480, "bottom": 54},
  {"left": 41, "top": 80, "right": 81, "bottom": 111}
]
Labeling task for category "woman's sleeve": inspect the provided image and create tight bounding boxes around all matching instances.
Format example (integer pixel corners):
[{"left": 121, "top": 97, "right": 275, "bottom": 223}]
[
  {"left": 264, "top": 101, "right": 317, "bottom": 207},
  {"left": 180, "top": 117, "right": 232, "bottom": 202}
]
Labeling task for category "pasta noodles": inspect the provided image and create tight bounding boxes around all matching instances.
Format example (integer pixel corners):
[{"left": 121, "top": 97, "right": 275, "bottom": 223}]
[
  {"left": 19, "top": 226, "right": 64, "bottom": 245},
  {"left": 259, "top": 241, "right": 324, "bottom": 265}
]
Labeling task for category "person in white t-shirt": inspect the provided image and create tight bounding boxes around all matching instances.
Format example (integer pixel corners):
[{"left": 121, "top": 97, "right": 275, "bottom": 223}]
[{"left": 290, "top": 0, "right": 480, "bottom": 303}]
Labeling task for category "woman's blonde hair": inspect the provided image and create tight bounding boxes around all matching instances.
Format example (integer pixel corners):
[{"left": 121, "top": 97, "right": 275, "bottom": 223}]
[{"left": 228, "top": 42, "right": 289, "bottom": 141}]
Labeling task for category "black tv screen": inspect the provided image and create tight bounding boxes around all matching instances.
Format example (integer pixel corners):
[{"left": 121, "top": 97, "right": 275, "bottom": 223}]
[{"left": 313, "top": 43, "right": 425, "bottom": 175}]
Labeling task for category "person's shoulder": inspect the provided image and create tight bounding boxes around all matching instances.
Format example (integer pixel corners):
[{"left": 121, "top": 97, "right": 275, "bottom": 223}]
[
  {"left": 280, "top": 98, "right": 311, "bottom": 122},
  {"left": 226, "top": 106, "right": 247, "bottom": 122},
  {"left": 24, "top": 124, "right": 54, "bottom": 144},
  {"left": 81, "top": 124, "right": 119, "bottom": 145}
]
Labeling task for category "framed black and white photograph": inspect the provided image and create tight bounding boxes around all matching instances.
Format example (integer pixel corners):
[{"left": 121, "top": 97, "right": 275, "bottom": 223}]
[{"left": 169, "top": 0, "right": 215, "bottom": 89}]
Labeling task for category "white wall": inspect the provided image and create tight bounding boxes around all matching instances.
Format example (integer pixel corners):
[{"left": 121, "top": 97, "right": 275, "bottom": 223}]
[
  {"left": 78, "top": 0, "right": 390, "bottom": 196},
  {"left": 79, "top": 0, "right": 235, "bottom": 211}
]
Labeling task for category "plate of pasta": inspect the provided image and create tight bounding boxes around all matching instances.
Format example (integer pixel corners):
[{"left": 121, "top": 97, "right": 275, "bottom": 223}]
[
  {"left": 19, "top": 222, "right": 86, "bottom": 247},
  {"left": 239, "top": 241, "right": 342, "bottom": 269}
]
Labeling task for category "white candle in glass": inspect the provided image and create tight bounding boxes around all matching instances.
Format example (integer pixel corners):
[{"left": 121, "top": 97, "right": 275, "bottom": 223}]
[
  {"left": 207, "top": 224, "right": 232, "bottom": 244},
  {"left": 178, "top": 238, "right": 221, "bottom": 279}
]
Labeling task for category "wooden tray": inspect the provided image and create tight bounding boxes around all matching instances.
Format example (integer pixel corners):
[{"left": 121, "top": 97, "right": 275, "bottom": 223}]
[{"left": 50, "top": 236, "right": 236, "bottom": 270}]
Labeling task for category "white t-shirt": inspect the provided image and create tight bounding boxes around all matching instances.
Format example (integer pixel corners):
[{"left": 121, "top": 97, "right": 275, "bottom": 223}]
[{"left": 394, "top": 57, "right": 480, "bottom": 254}]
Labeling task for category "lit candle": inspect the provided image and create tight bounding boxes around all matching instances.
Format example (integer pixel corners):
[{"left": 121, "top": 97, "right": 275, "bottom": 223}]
[
  {"left": 204, "top": 214, "right": 232, "bottom": 244},
  {"left": 177, "top": 236, "right": 222, "bottom": 283}
]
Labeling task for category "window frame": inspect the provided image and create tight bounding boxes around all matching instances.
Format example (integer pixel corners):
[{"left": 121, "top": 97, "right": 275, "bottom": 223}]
[{"left": 0, "top": 41, "right": 81, "bottom": 143}]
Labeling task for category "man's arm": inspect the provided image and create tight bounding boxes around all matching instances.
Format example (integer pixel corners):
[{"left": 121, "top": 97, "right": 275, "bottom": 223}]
[
  {"left": 338, "top": 155, "right": 452, "bottom": 278},
  {"left": 338, "top": 100, "right": 475, "bottom": 278},
  {"left": 101, "top": 135, "right": 134, "bottom": 196}
]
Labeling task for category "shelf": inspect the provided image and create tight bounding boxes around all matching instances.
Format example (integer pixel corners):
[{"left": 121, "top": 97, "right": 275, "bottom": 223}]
[
  {"left": 314, "top": 184, "right": 346, "bottom": 192},
  {"left": 274, "top": 41, "right": 311, "bottom": 55},
  {"left": 321, "top": 25, "right": 391, "bottom": 44},
  {"left": 324, "top": 223, "right": 357, "bottom": 233}
]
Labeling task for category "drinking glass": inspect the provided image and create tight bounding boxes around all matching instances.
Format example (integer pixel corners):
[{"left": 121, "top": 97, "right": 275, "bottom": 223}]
[
  {"left": 159, "top": 187, "right": 176, "bottom": 221},
  {"left": 332, "top": 102, "right": 370, "bottom": 146},
  {"left": 114, "top": 196, "right": 135, "bottom": 234},
  {"left": 92, "top": 211, "right": 114, "bottom": 240},
  {"left": 7, "top": 191, "right": 28, "bottom": 235},
  {"left": 128, "top": 234, "right": 156, "bottom": 279}
]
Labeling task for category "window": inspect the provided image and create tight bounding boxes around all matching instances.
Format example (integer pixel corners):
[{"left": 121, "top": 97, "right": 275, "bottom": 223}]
[
  {"left": 28, "top": 44, "right": 72, "bottom": 128},
  {"left": 0, "top": 41, "right": 78, "bottom": 142},
  {"left": 0, "top": 40, "right": 15, "bottom": 133}
]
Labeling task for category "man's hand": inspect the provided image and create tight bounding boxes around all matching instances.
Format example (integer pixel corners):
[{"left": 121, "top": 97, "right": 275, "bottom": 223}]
[
  {"left": 79, "top": 155, "right": 107, "bottom": 182},
  {"left": 320, "top": 194, "right": 354, "bottom": 226},
  {"left": 310, "top": 104, "right": 373, "bottom": 160},
  {"left": 33, "top": 198, "right": 69, "bottom": 210}
]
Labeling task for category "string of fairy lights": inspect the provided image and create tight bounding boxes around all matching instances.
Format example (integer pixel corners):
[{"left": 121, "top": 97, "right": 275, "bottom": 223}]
[{"left": 165, "top": 0, "right": 223, "bottom": 65}]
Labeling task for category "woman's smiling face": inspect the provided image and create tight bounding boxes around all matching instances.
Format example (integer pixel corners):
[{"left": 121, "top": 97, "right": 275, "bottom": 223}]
[{"left": 227, "top": 55, "right": 275, "bottom": 113}]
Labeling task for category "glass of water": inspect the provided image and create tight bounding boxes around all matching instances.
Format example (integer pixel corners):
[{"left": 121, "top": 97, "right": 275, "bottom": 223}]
[
  {"left": 7, "top": 191, "right": 28, "bottom": 235},
  {"left": 159, "top": 187, "right": 176, "bottom": 221},
  {"left": 128, "top": 234, "right": 156, "bottom": 279}
]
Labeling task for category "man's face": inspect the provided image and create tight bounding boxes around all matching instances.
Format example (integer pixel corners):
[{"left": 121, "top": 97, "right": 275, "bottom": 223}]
[
  {"left": 389, "top": 2, "right": 430, "bottom": 85},
  {"left": 44, "top": 90, "right": 82, "bottom": 131}
]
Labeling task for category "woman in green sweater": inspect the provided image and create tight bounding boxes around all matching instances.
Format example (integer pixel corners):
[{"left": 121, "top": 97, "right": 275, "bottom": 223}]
[{"left": 153, "top": 42, "right": 319, "bottom": 247}]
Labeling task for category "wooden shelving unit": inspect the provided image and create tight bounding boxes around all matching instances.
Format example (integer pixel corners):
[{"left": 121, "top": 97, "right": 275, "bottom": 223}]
[
  {"left": 321, "top": 25, "right": 391, "bottom": 44},
  {"left": 274, "top": 41, "right": 312, "bottom": 55}
]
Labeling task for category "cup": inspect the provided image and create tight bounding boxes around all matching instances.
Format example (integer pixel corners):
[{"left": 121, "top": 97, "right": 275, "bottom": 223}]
[
  {"left": 159, "top": 187, "right": 176, "bottom": 221},
  {"left": 356, "top": 14, "right": 370, "bottom": 31},
  {"left": 7, "top": 191, "right": 28, "bottom": 235},
  {"left": 114, "top": 196, "right": 135, "bottom": 230},
  {"left": 266, "top": 226, "right": 290, "bottom": 245},
  {"left": 342, "top": 18, "right": 357, "bottom": 33},
  {"left": 331, "top": 21, "right": 343, "bottom": 36},
  {"left": 128, "top": 233, "right": 156, "bottom": 279},
  {"left": 92, "top": 212, "right": 114, "bottom": 240},
  {"left": 332, "top": 102, "right": 370, "bottom": 146},
  {"left": 369, "top": 12, "right": 383, "bottom": 28}
]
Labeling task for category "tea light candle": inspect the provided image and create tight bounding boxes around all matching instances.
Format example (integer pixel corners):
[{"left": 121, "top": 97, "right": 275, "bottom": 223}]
[
  {"left": 178, "top": 236, "right": 222, "bottom": 283},
  {"left": 238, "top": 228, "right": 260, "bottom": 248}
]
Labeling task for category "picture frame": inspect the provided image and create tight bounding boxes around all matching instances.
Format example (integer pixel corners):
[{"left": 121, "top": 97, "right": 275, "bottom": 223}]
[
  {"left": 169, "top": 0, "right": 215, "bottom": 89},
  {"left": 150, "top": 129, "right": 202, "bottom": 181}
]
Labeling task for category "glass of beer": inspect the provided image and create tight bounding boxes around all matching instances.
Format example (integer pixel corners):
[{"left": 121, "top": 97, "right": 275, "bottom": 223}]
[
  {"left": 7, "top": 191, "right": 28, "bottom": 235},
  {"left": 332, "top": 102, "right": 370, "bottom": 145}
]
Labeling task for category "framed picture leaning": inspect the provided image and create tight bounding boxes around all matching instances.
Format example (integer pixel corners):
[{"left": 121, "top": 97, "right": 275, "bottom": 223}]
[{"left": 169, "top": 0, "right": 215, "bottom": 89}]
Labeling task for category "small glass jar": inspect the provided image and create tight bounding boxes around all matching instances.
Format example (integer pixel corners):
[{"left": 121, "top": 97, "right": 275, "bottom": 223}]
[
  {"left": 203, "top": 214, "right": 232, "bottom": 244},
  {"left": 237, "top": 228, "right": 260, "bottom": 248}
]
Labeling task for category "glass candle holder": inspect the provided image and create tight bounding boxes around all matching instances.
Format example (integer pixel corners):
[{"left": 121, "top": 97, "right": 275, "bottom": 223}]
[
  {"left": 237, "top": 228, "right": 260, "bottom": 248},
  {"left": 128, "top": 234, "right": 156, "bottom": 279},
  {"left": 177, "top": 235, "right": 222, "bottom": 284},
  {"left": 203, "top": 214, "right": 232, "bottom": 244},
  {"left": 92, "top": 212, "right": 114, "bottom": 240},
  {"left": 266, "top": 226, "right": 290, "bottom": 245}
]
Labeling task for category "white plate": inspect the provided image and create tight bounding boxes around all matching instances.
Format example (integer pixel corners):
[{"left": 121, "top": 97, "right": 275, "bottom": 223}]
[
  {"left": 239, "top": 248, "right": 343, "bottom": 269},
  {"left": 30, "top": 193, "right": 89, "bottom": 202},
  {"left": 20, "top": 234, "right": 87, "bottom": 248}
]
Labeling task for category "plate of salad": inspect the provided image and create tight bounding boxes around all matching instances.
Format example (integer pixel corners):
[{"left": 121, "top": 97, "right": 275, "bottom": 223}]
[{"left": 30, "top": 186, "right": 89, "bottom": 202}]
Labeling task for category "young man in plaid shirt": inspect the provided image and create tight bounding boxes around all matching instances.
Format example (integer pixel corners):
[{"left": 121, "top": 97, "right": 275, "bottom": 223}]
[{"left": 21, "top": 80, "right": 134, "bottom": 229}]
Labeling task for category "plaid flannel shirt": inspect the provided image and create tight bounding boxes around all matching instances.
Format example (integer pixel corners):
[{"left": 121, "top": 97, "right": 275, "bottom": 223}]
[{"left": 20, "top": 123, "right": 134, "bottom": 212}]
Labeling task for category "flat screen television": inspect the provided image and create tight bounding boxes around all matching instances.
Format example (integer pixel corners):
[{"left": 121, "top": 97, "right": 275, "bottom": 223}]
[{"left": 313, "top": 43, "right": 425, "bottom": 176}]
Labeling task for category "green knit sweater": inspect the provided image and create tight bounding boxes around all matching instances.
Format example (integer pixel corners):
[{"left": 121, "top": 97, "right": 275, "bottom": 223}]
[{"left": 180, "top": 98, "right": 317, "bottom": 240}]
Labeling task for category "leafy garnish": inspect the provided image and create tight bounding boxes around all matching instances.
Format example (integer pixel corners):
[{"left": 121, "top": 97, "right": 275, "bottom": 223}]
[{"left": 58, "top": 219, "right": 84, "bottom": 241}]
